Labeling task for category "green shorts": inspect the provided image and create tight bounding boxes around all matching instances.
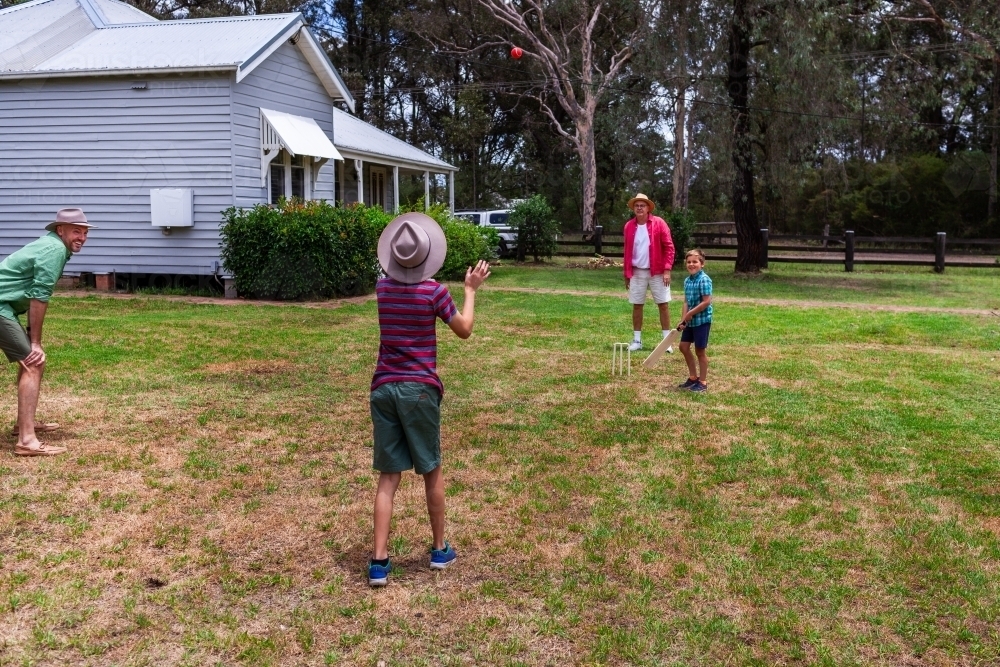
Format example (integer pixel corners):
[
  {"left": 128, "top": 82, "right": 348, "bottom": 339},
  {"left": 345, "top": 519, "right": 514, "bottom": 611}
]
[
  {"left": 370, "top": 382, "right": 442, "bottom": 475},
  {"left": 0, "top": 316, "right": 30, "bottom": 362}
]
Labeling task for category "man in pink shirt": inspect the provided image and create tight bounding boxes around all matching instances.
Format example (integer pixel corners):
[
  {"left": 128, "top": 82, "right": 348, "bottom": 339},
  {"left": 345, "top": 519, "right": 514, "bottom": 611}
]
[{"left": 622, "top": 193, "right": 676, "bottom": 352}]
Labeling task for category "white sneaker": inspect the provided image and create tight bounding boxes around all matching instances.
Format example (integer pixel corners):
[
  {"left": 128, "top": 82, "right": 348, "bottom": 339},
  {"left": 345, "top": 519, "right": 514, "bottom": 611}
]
[{"left": 627, "top": 340, "right": 642, "bottom": 352}]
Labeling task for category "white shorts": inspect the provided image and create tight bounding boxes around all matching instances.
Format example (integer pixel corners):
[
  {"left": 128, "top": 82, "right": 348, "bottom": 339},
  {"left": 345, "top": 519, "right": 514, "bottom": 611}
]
[{"left": 628, "top": 267, "right": 671, "bottom": 305}]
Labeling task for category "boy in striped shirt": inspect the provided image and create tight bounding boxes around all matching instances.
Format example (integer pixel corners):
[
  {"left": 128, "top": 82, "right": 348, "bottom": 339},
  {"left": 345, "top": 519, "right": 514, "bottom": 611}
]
[{"left": 368, "top": 212, "right": 490, "bottom": 586}]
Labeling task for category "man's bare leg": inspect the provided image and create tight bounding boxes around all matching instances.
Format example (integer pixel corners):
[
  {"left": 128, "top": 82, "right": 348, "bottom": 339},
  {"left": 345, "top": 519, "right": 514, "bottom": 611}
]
[
  {"left": 16, "top": 362, "right": 44, "bottom": 449},
  {"left": 657, "top": 302, "right": 670, "bottom": 329},
  {"left": 632, "top": 304, "right": 644, "bottom": 332},
  {"left": 423, "top": 466, "right": 446, "bottom": 551},
  {"left": 373, "top": 472, "right": 402, "bottom": 560}
]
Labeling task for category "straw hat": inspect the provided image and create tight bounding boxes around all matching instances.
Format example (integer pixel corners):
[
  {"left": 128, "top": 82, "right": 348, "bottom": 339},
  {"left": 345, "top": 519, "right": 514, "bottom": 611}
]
[
  {"left": 45, "top": 208, "right": 98, "bottom": 232},
  {"left": 627, "top": 193, "right": 655, "bottom": 212},
  {"left": 377, "top": 212, "right": 447, "bottom": 284}
]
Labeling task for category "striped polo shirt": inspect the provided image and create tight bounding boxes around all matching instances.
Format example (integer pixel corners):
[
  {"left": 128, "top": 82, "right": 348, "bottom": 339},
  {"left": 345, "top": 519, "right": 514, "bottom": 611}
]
[{"left": 371, "top": 277, "right": 458, "bottom": 395}]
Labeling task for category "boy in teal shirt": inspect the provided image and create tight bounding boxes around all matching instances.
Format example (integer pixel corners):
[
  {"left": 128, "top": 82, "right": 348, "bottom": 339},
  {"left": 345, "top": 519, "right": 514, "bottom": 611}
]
[{"left": 678, "top": 249, "right": 713, "bottom": 392}]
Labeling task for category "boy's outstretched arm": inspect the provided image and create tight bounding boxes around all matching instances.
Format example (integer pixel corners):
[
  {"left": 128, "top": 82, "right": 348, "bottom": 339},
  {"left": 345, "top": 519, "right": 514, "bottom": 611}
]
[{"left": 448, "top": 260, "right": 491, "bottom": 339}]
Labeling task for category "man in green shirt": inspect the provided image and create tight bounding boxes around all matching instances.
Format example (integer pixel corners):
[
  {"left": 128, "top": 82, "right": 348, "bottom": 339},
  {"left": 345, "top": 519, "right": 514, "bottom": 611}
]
[{"left": 0, "top": 208, "right": 95, "bottom": 456}]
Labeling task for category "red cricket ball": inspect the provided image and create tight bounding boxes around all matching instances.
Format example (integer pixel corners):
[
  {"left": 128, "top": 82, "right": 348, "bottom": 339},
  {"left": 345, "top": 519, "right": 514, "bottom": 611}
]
[{"left": 510, "top": 46, "right": 523, "bottom": 60}]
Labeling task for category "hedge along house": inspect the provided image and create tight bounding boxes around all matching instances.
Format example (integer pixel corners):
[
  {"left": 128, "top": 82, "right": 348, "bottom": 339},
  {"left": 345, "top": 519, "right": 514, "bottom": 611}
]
[{"left": 0, "top": 0, "right": 456, "bottom": 291}]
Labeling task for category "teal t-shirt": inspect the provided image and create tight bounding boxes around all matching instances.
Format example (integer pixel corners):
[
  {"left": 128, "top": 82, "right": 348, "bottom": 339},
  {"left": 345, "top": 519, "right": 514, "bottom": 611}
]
[{"left": 0, "top": 232, "right": 71, "bottom": 322}]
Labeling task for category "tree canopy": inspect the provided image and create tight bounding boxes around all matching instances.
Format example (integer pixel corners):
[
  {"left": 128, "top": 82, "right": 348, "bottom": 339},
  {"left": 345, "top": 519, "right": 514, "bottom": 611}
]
[{"left": 7, "top": 0, "right": 997, "bottom": 263}]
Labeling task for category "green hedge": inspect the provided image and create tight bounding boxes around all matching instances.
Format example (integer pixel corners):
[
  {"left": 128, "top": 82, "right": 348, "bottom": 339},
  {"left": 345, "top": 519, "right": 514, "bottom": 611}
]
[
  {"left": 220, "top": 201, "right": 390, "bottom": 300},
  {"left": 509, "top": 195, "right": 559, "bottom": 261},
  {"left": 399, "top": 202, "right": 499, "bottom": 280},
  {"left": 220, "top": 200, "right": 498, "bottom": 300}
]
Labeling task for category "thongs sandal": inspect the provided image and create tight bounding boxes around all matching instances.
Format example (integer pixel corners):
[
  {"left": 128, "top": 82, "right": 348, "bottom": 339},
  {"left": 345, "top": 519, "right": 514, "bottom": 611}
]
[
  {"left": 14, "top": 442, "right": 67, "bottom": 456},
  {"left": 10, "top": 423, "right": 60, "bottom": 436}
]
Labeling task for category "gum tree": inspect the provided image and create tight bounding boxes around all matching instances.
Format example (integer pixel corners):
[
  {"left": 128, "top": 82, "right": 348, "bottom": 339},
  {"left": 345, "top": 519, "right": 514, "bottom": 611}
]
[{"left": 472, "top": 0, "right": 648, "bottom": 231}]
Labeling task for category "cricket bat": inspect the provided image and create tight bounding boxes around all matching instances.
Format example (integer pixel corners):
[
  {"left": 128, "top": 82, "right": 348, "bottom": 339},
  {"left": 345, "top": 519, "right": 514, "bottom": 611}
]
[{"left": 641, "top": 327, "right": 682, "bottom": 369}]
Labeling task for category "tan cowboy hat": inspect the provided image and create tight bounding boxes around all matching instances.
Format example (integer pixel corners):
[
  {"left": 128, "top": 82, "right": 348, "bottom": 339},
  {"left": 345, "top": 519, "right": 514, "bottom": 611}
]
[
  {"left": 627, "top": 193, "right": 656, "bottom": 212},
  {"left": 45, "top": 208, "right": 98, "bottom": 232},
  {"left": 377, "top": 212, "right": 447, "bottom": 284}
]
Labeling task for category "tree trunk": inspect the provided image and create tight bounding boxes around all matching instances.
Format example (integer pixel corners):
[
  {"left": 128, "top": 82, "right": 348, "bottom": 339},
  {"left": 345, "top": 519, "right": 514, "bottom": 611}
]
[
  {"left": 990, "top": 57, "right": 999, "bottom": 222},
  {"left": 672, "top": 2, "right": 688, "bottom": 211},
  {"left": 683, "top": 89, "right": 695, "bottom": 207},
  {"left": 673, "top": 88, "right": 687, "bottom": 210},
  {"left": 728, "top": 0, "right": 761, "bottom": 273},
  {"left": 579, "top": 118, "right": 597, "bottom": 232}
]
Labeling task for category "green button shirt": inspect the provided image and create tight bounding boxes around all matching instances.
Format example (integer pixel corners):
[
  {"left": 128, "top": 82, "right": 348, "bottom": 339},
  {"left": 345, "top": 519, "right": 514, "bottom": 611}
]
[{"left": 0, "top": 232, "right": 72, "bottom": 322}]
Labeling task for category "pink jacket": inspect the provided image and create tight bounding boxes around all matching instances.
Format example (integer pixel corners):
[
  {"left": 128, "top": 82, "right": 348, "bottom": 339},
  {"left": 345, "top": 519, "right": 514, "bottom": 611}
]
[{"left": 623, "top": 215, "right": 675, "bottom": 279}]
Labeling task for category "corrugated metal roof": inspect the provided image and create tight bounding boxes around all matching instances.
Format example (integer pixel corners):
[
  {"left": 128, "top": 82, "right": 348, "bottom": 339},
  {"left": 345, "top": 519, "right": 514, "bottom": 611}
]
[
  {"left": 35, "top": 14, "right": 298, "bottom": 73},
  {"left": 0, "top": 1, "right": 353, "bottom": 109},
  {"left": 0, "top": 0, "right": 84, "bottom": 53},
  {"left": 333, "top": 107, "right": 455, "bottom": 171},
  {"left": 0, "top": 4, "right": 95, "bottom": 72}
]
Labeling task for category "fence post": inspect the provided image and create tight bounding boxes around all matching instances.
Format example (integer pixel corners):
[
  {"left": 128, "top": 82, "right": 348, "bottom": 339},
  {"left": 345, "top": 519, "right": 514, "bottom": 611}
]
[
  {"left": 934, "top": 232, "right": 946, "bottom": 273},
  {"left": 759, "top": 228, "right": 769, "bottom": 268},
  {"left": 594, "top": 225, "right": 603, "bottom": 255},
  {"left": 845, "top": 230, "right": 855, "bottom": 272}
]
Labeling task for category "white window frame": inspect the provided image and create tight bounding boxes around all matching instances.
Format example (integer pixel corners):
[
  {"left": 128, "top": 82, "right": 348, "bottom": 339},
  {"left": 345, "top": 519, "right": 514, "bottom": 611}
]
[{"left": 268, "top": 151, "right": 311, "bottom": 204}]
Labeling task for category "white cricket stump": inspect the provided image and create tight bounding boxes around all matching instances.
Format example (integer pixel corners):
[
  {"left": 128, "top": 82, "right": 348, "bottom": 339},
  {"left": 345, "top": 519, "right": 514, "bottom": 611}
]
[{"left": 612, "top": 342, "right": 631, "bottom": 377}]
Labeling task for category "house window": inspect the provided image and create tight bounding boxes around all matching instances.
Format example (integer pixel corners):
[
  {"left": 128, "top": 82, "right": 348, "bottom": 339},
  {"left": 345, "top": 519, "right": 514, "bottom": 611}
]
[
  {"left": 291, "top": 162, "right": 305, "bottom": 199},
  {"left": 268, "top": 151, "right": 308, "bottom": 204},
  {"left": 270, "top": 163, "right": 285, "bottom": 204}
]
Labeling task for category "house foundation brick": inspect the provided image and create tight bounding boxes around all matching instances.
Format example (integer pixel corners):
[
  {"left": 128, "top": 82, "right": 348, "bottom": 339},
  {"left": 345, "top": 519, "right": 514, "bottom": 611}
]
[{"left": 95, "top": 272, "right": 115, "bottom": 291}]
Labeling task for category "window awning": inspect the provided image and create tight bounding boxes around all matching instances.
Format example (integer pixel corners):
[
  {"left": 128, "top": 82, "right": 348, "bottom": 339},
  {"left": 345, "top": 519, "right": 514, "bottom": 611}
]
[{"left": 260, "top": 107, "right": 342, "bottom": 186}]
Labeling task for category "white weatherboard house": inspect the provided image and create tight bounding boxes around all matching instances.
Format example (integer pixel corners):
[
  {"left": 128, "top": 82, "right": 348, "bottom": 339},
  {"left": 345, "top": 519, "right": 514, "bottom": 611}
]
[{"left": 0, "top": 0, "right": 456, "bottom": 282}]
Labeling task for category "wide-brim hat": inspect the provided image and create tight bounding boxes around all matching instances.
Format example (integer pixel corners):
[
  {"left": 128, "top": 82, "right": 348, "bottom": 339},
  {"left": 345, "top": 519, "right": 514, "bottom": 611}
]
[
  {"left": 377, "top": 212, "right": 447, "bottom": 284},
  {"left": 45, "top": 208, "right": 98, "bottom": 232},
  {"left": 627, "top": 193, "right": 656, "bottom": 212}
]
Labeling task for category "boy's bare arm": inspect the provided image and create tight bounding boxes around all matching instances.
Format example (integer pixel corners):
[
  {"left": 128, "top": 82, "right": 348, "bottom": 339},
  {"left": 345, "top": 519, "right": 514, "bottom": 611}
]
[
  {"left": 447, "top": 261, "right": 491, "bottom": 339},
  {"left": 680, "top": 295, "right": 712, "bottom": 327}
]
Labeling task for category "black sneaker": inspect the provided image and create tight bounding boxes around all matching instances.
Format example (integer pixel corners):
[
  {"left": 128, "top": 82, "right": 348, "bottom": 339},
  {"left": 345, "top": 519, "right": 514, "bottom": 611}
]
[
  {"left": 678, "top": 378, "right": 698, "bottom": 389},
  {"left": 689, "top": 381, "right": 708, "bottom": 393}
]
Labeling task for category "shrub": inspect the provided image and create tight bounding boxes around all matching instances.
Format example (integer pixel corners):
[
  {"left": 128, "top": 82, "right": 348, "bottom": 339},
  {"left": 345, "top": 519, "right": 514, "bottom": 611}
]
[
  {"left": 400, "top": 202, "right": 498, "bottom": 280},
  {"left": 219, "top": 200, "right": 390, "bottom": 300},
  {"left": 665, "top": 208, "right": 697, "bottom": 267},
  {"left": 509, "top": 195, "right": 559, "bottom": 261}
]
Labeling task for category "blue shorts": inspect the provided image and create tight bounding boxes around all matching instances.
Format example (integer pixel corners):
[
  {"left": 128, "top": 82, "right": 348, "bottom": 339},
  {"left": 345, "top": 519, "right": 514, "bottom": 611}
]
[{"left": 680, "top": 322, "right": 711, "bottom": 349}]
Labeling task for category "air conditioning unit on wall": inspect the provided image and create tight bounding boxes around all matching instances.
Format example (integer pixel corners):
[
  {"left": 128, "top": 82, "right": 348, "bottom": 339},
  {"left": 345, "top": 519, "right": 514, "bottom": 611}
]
[{"left": 150, "top": 189, "right": 194, "bottom": 234}]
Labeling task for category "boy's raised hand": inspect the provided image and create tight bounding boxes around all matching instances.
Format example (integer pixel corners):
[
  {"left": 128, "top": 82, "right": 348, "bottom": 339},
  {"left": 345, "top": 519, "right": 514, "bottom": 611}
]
[{"left": 465, "top": 260, "right": 491, "bottom": 291}]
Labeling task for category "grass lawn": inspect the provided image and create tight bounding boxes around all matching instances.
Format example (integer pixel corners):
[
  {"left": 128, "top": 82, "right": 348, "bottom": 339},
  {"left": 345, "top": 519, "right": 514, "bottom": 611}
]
[{"left": 1, "top": 263, "right": 999, "bottom": 666}]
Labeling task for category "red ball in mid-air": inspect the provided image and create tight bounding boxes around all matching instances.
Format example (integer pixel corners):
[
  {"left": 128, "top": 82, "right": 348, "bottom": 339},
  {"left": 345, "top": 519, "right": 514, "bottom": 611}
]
[{"left": 510, "top": 46, "right": 523, "bottom": 60}]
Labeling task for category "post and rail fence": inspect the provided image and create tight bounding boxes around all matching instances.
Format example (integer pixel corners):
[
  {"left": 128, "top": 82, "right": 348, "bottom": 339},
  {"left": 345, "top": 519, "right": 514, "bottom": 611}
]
[{"left": 557, "top": 226, "right": 999, "bottom": 272}]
